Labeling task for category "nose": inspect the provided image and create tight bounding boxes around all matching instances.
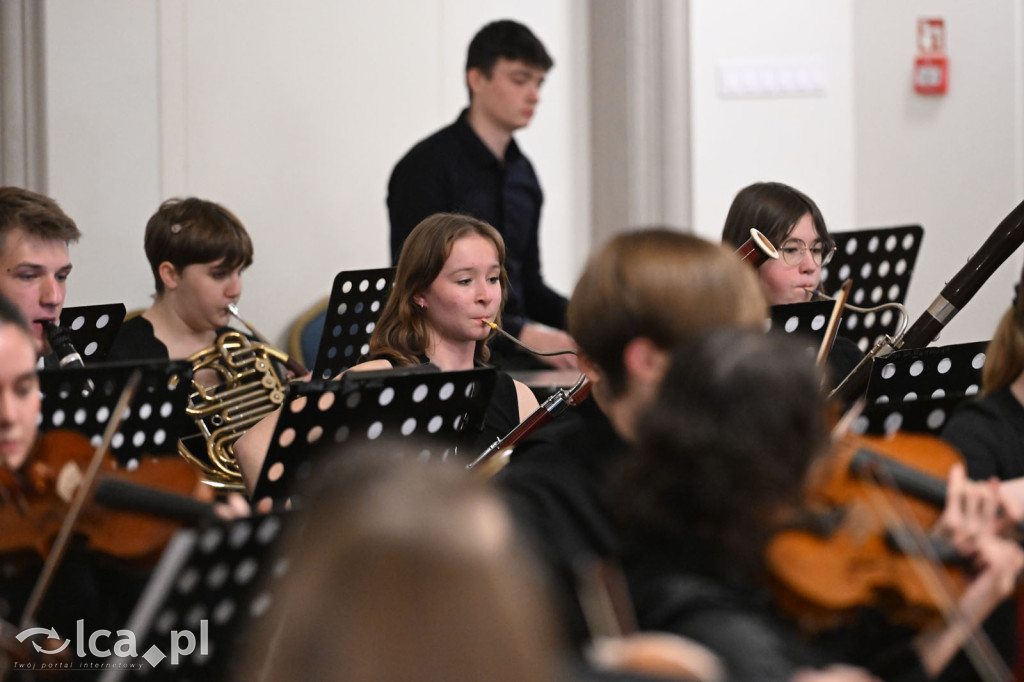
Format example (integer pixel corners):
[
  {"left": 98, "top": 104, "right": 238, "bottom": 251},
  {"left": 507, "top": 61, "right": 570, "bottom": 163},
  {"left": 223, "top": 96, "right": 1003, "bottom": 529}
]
[
  {"left": 225, "top": 272, "right": 242, "bottom": 300},
  {"left": 476, "top": 280, "right": 496, "bottom": 305},
  {"left": 799, "top": 249, "right": 819, "bottom": 275},
  {"left": 0, "top": 390, "right": 15, "bottom": 427},
  {"left": 39, "top": 275, "right": 64, "bottom": 309},
  {"left": 527, "top": 82, "right": 540, "bottom": 104}
]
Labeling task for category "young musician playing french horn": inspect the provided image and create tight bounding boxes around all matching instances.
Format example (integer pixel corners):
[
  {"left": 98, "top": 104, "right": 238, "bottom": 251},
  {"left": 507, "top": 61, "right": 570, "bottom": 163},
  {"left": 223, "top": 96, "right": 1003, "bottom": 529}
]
[
  {"left": 234, "top": 213, "right": 539, "bottom": 494},
  {"left": 106, "top": 197, "right": 253, "bottom": 363}
]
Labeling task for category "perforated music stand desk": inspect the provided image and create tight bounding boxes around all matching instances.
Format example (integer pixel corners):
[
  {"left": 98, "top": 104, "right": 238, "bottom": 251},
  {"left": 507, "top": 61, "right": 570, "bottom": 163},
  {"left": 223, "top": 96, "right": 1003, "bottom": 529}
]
[
  {"left": 38, "top": 360, "right": 193, "bottom": 465},
  {"left": 768, "top": 300, "right": 836, "bottom": 355},
  {"left": 101, "top": 512, "right": 290, "bottom": 681},
  {"left": 820, "top": 225, "right": 923, "bottom": 352},
  {"left": 311, "top": 267, "right": 395, "bottom": 380},
  {"left": 60, "top": 302, "right": 126, "bottom": 363},
  {"left": 251, "top": 365, "right": 497, "bottom": 508},
  {"left": 855, "top": 340, "right": 988, "bottom": 436}
]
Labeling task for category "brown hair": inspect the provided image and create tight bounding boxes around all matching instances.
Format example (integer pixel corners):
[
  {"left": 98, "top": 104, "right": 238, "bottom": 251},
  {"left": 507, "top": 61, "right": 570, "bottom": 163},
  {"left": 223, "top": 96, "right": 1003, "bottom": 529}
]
[
  {"left": 369, "top": 213, "right": 508, "bottom": 366},
  {"left": 144, "top": 197, "right": 253, "bottom": 294},
  {"left": 623, "top": 328, "right": 828, "bottom": 576},
  {"left": 721, "top": 181, "right": 833, "bottom": 252},
  {"left": 0, "top": 187, "right": 81, "bottom": 254},
  {"left": 0, "top": 294, "right": 34, "bottom": 343},
  {"left": 237, "top": 456, "right": 559, "bottom": 682},
  {"left": 981, "top": 266, "right": 1024, "bottom": 395},
  {"left": 569, "top": 228, "right": 767, "bottom": 396}
]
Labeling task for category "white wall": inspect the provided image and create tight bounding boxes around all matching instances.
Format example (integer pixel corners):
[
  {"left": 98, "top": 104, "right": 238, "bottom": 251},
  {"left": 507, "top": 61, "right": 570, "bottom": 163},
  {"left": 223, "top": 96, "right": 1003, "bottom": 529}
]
[
  {"left": 689, "top": 0, "right": 856, "bottom": 239},
  {"left": 852, "top": 0, "right": 1024, "bottom": 346},
  {"left": 690, "top": 0, "right": 1024, "bottom": 347},
  {"left": 37, "top": 1, "right": 1024, "bottom": 353},
  {"left": 43, "top": 0, "right": 590, "bottom": 348}
]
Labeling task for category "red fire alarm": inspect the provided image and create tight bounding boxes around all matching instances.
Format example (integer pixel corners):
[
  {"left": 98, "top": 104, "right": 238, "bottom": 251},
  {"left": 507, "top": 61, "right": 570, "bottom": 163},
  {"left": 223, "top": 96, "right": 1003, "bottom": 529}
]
[{"left": 914, "top": 18, "right": 948, "bottom": 95}]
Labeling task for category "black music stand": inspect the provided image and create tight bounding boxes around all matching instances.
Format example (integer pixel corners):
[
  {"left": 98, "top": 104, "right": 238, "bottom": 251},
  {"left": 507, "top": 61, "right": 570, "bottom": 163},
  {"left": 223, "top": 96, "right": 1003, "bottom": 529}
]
[
  {"left": 60, "top": 303, "right": 126, "bottom": 363},
  {"left": 251, "top": 366, "right": 496, "bottom": 509},
  {"left": 821, "top": 225, "right": 923, "bottom": 352},
  {"left": 768, "top": 300, "right": 837, "bottom": 355},
  {"left": 311, "top": 267, "right": 395, "bottom": 379},
  {"left": 853, "top": 340, "right": 988, "bottom": 436},
  {"left": 101, "top": 512, "right": 290, "bottom": 681},
  {"left": 38, "top": 360, "right": 193, "bottom": 465}
]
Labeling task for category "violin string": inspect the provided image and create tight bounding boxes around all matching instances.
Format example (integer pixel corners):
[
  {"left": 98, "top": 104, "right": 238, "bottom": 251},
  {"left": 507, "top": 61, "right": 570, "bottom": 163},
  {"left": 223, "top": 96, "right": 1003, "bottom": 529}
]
[
  {"left": 19, "top": 370, "right": 143, "bottom": 630},
  {"left": 858, "top": 470, "right": 1012, "bottom": 682}
]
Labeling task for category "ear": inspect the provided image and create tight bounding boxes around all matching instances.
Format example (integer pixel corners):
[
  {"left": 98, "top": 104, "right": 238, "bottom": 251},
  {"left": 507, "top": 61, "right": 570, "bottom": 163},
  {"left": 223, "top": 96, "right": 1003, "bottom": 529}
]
[
  {"left": 577, "top": 352, "right": 603, "bottom": 386},
  {"left": 621, "top": 337, "right": 670, "bottom": 385},
  {"left": 158, "top": 261, "right": 180, "bottom": 291},
  {"left": 466, "top": 67, "right": 488, "bottom": 97},
  {"left": 412, "top": 292, "right": 427, "bottom": 310}
]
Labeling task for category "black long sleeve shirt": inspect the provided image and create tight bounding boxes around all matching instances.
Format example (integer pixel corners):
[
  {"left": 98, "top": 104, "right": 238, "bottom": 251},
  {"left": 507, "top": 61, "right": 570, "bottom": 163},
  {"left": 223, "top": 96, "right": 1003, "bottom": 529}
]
[{"left": 387, "top": 109, "right": 568, "bottom": 339}]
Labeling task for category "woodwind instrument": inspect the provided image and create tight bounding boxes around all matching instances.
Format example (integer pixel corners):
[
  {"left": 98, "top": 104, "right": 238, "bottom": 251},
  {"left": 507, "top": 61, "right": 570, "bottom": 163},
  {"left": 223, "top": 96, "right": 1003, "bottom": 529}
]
[
  {"left": 831, "top": 196, "right": 1024, "bottom": 404},
  {"left": 467, "top": 372, "right": 590, "bottom": 476},
  {"left": 735, "top": 228, "right": 779, "bottom": 267},
  {"left": 468, "top": 318, "right": 585, "bottom": 477}
]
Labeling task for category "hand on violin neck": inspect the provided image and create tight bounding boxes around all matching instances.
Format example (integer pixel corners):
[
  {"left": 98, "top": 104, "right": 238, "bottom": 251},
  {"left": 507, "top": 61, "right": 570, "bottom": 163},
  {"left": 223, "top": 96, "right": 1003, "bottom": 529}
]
[
  {"left": 996, "top": 477, "right": 1024, "bottom": 526},
  {"left": 934, "top": 464, "right": 1020, "bottom": 555}
]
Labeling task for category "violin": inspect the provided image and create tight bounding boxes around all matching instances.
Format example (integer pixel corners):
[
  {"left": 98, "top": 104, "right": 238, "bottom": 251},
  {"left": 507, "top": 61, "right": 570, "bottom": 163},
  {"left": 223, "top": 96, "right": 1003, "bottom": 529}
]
[
  {"left": 0, "top": 428, "right": 201, "bottom": 565},
  {"left": 765, "top": 430, "right": 972, "bottom": 633}
]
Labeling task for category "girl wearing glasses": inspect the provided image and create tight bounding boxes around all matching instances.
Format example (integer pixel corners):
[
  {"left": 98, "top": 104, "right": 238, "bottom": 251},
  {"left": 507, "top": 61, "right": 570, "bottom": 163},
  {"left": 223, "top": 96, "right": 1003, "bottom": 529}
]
[
  {"left": 721, "top": 182, "right": 858, "bottom": 388},
  {"left": 722, "top": 181, "right": 836, "bottom": 306}
]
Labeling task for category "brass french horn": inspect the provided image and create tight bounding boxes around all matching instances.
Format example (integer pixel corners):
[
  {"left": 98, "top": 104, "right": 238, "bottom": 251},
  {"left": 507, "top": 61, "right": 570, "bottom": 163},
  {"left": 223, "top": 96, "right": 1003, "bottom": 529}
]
[{"left": 177, "top": 304, "right": 300, "bottom": 491}]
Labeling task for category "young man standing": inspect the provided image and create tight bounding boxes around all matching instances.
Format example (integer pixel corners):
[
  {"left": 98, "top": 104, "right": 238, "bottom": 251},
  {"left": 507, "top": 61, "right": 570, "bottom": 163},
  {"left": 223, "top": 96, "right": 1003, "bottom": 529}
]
[
  {"left": 0, "top": 186, "right": 81, "bottom": 362},
  {"left": 387, "top": 20, "right": 575, "bottom": 370}
]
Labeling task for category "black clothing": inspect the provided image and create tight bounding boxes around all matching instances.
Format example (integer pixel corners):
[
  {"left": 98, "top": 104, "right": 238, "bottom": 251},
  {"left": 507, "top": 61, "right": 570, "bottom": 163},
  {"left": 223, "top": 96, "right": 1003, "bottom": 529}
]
[
  {"left": 106, "top": 316, "right": 251, "bottom": 364},
  {"left": 363, "top": 355, "right": 522, "bottom": 458},
  {"left": 938, "top": 387, "right": 1024, "bottom": 678},
  {"left": 626, "top": 553, "right": 810, "bottom": 682},
  {"left": 828, "top": 334, "right": 863, "bottom": 391},
  {"left": 496, "top": 399, "right": 626, "bottom": 649},
  {"left": 105, "top": 315, "right": 168, "bottom": 362},
  {"left": 387, "top": 109, "right": 568, "bottom": 340},
  {"left": 942, "top": 387, "right": 1024, "bottom": 480},
  {"left": 472, "top": 368, "right": 522, "bottom": 454},
  {"left": 498, "top": 398, "right": 932, "bottom": 681},
  {"left": 626, "top": 547, "right": 929, "bottom": 682}
]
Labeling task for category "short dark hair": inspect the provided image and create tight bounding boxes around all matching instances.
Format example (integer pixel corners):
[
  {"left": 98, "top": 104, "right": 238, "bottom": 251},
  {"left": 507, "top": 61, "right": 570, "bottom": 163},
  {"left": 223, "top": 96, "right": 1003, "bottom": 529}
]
[
  {"left": 144, "top": 197, "right": 253, "bottom": 294},
  {"left": 620, "top": 328, "right": 828, "bottom": 577},
  {"left": 466, "top": 20, "right": 553, "bottom": 76},
  {"left": 721, "top": 181, "right": 833, "bottom": 253},
  {"left": 0, "top": 186, "right": 81, "bottom": 255}
]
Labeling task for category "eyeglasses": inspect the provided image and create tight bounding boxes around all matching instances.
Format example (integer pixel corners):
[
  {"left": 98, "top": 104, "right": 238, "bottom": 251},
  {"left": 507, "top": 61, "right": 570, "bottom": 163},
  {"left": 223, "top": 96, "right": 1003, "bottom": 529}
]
[{"left": 778, "top": 239, "right": 836, "bottom": 267}]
